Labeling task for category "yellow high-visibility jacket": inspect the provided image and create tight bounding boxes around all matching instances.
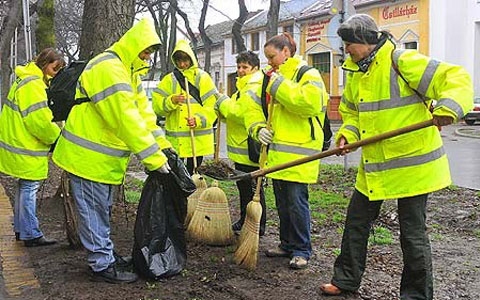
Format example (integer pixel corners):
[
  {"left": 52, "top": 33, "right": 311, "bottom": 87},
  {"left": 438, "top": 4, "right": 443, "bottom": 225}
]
[
  {"left": 244, "top": 56, "right": 329, "bottom": 183},
  {"left": 0, "top": 63, "right": 60, "bottom": 180},
  {"left": 52, "top": 18, "right": 170, "bottom": 185},
  {"left": 216, "top": 71, "right": 262, "bottom": 167},
  {"left": 337, "top": 39, "right": 473, "bottom": 200},
  {"left": 152, "top": 40, "right": 224, "bottom": 158}
]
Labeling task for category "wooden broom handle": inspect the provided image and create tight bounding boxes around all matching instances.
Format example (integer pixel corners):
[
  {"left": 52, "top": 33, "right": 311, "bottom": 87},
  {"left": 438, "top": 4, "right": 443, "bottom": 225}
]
[
  {"left": 214, "top": 116, "right": 221, "bottom": 162},
  {"left": 254, "top": 98, "right": 275, "bottom": 198},
  {"left": 185, "top": 78, "right": 197, "bottom": 172},
  {"left": 249, "top": 119, "right": 434, "bottom": 179}
]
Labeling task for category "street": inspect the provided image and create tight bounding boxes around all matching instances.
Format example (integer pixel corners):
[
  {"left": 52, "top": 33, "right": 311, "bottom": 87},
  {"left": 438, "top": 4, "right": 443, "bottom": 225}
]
[{"left": 216, "top": 122, "right": 480, "bottom": 190}]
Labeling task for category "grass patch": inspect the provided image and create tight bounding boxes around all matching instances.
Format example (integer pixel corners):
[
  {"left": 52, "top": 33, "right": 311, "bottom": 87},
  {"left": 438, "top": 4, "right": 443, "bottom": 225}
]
[
  {"left": 368, "top": 226, "right": 393, "bottom": 245},
  {"left": 125, "top": 190, "right": 141, "bottom": 204}
]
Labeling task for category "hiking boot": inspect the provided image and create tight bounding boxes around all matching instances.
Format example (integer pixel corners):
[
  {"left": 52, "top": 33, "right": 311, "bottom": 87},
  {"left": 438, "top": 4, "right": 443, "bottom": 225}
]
[
  {"left": 265, "top": 246, "right": 291, "bottom": 258},
  {"left": 24, "top": 236, "right": 57, "bottom": 247},
  {"left": 319, "top": 283, "right": 342, "bottom": 295},
  {"left": 289, "top": 256, "right": 308, "bottom": 269},
  {"left": 91, "top": 265, "right": 138, "bottom": 284}
]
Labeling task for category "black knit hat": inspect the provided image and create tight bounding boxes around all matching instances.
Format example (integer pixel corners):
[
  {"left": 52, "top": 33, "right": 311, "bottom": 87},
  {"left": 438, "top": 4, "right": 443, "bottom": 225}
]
[{"left": 337, "top": 27, "right": 379, "bottom": 44}]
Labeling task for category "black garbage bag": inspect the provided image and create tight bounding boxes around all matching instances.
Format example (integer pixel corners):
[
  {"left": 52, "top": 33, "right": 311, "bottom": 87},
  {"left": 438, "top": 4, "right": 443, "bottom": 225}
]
[{"left": 132, "top": 149, "right": 196, "bottom": 279}]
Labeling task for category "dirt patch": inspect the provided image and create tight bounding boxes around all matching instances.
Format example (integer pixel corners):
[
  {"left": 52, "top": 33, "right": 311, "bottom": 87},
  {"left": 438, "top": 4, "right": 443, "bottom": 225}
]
[{"left": 0, "top": 158, "right": 479, "bottom": 300}]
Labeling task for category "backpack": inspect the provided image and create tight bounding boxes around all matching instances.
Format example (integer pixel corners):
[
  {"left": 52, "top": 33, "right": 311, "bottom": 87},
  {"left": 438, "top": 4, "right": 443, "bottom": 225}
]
[{"left": 46, "top": 60, "right": 90, "bottom": 122}]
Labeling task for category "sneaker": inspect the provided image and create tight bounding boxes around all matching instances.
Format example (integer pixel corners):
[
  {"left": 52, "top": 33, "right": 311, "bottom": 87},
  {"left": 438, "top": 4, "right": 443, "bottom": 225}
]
[
  {"left": 113, "top": 250, "right": 132, "bottom": 269},
  {"left": 91, "top": 265, "right": 138, "bottom": 284},
  {"left": 24, "top": 236, "right": 57, "bottom": 247},
  {"left": 289, "top": 256, "right": 308, "bottom": 269},
  {"left": 232, "top": 220, "right": 243, "bottom": 235},
  {"left": 265, "top": 246, "right": 291, "bottom": 258}
]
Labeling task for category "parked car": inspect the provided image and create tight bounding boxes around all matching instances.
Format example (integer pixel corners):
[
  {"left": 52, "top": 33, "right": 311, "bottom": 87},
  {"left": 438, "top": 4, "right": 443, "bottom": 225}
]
[{"left": 464, "top": 97, "right": 480, "bottom": 125}]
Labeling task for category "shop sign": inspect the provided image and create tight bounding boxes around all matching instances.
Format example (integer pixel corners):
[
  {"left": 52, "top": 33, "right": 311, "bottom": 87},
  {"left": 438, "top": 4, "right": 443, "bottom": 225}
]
[{"left": 382, "top": 4, "right": 418, "bottom": 20}]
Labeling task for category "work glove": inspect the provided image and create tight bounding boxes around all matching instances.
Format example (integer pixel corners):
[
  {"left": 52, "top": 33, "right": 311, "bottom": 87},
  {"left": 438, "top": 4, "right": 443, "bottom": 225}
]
[
  {"left": 156, "top": 162, "right": 171, "bottom": 174},
  {"left": 258, "top": 128, "right": 273, "bottom": 146}
]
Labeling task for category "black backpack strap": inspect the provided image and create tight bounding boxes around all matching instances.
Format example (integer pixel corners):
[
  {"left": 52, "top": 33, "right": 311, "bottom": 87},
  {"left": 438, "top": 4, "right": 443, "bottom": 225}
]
[
  {"left": 173, "top": 69, "right": 202, "bottom": 105},
  {"left": 391, "top": 49, "right": 431, "bottom": 112},
  {"left": 260, "top": 74, "right": 269, "bottom": 119},
  {"left": 296, "top": 65, "right": 313, "bottom": 82}
]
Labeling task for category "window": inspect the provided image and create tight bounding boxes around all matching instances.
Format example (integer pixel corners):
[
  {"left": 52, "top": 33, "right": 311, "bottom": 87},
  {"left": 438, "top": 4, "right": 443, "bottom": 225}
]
[
  {"left": 404, "top": 41, "right": 418, "bottom": 50},
  {"left": 251, "top": 32, "right": 260, "bottom": 51},
  {"left": 283, "top": 25, "right": 293, "bottom": 34},
  {"left": 232, "top": 38, "right": 237, "bottom": 54},
  {"left": 312, "top": 52, "right": 330, "bottom": 74},
  {"left": 215, "top": 71, "right": 220, "bottom": 87}
]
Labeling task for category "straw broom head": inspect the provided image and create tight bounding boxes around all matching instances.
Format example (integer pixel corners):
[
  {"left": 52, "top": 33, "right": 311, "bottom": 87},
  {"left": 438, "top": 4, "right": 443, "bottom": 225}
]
[
  {"left": 191, "top": 173, "right": 208, "bottom": 189},
  {"left": 185, "top": 186, "right": 207, "bottom": 227},
  {"left": 186, "top": 180, "right": 234, "bottom": 246},
  {"left": 233, "top": 193, "right": 262, "bottom": 270}
]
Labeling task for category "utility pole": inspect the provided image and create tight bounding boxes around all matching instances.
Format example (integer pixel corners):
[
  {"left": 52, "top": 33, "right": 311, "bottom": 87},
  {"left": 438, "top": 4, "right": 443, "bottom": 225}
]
[{"left": 22, "top": 0, "right": 33, "bottom": 61}]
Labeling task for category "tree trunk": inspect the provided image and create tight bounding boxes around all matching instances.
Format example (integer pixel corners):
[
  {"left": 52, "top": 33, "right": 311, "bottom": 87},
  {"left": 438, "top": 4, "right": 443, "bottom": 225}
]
[
  {"left": 0, "top": 0, "right": 22, "bottom": 109},
  {"left": 266, "top": 0, "right": 280, "bottom": 40},
  {"left": 35, "top": 0, "right": 55, "bottom": 51},
  {"left": 232, "top": 0, "right": 247, "bottom": 53},
  {"left": 198, "top": 0, "right": 212, "bottom": 72},
  {"left": 78, "top": 0, "right": 135, "bottom": 60}
]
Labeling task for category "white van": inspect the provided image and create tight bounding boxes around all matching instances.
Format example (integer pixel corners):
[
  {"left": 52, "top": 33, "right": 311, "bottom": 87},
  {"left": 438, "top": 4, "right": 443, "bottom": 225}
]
[{"left": 141, "top": 80, "right": 165, "bottom": 127}]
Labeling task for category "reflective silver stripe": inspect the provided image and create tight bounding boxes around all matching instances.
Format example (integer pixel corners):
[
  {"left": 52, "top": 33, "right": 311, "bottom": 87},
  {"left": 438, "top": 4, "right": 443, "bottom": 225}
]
[
  {"left": 0, "top": 140, "right": 49, "bottom": 157},
  {"left": 172, "top": 74, "right": 178, "bottom": 91},
  {"left": 359, "top": 94, "right": 421, "bottom": 112},
  {"left": 201, "top": 88, "right": 217, "bottom": 103},
  {"left": 62, "top": 129, "right": 130, "bottom": 157},
  {"left": 153, "top": 87, "right": 169, "bottom": 97},
  {"left": 3, "top": 98, "right": 18, "bottom": 112},
  {"left": 22, "top": 101, "right": 48, "bottom": 118},
  {"left": 248, "top": 121, "right": 266, "bottom": 136},
  {"left": 165, "top": 128, "right": 213, "bottom": 137},
  {"left": 269, "top": 76, "right": 284, "bottom": 97},
  {"left": 344, "top": 125, "right": 360, "bottom": 139},
  {"left": 341, "top": 95, "right": 357, "bottom": 111},
  {"left": 391, "top": 49, "right": 403, "bottom": 66},
  {"left": 17, "top": 76, "right": 40, "bottom": 90},
  {"left": 418, "top": 59, "right": 440, "bottom": 95},
  {"left": 305, "top": 80, "right": 324, "bottom": 89},
  {"left": 78, "top": 81, "right": 88, "bottom": 97},
  {"left": 215, "top": 94, "right": 228, "bottom": 110},
  {"left": 247, "top": 90, "right": 261, "bottom": 105},
  {"left": 365, "top": 146, "right": 445, "bottom": 173},
  {"left": 135, "top": 143, "right": 160, "bottom": 161},
  {"left": 227, "top": 145, "right": 248, "bottom": 155},
  {"left": 270, "top": 143, "right": 320, "bottom": 156},
  {"left": 194, "top": 113, "right": 207, "bottom": 127},
  {"left": 195, "top": 72, "right": 201, "bottom": 87},
  {"left": 137, "top": 83, "right": 143, "bottom": 94},
  {"left": 390, "top": 67, "right": 401, "bottom": 100},
  {"left": 85, "top": 53, "right": 117, "bottom": 71},
  {"left": 90, "top": 83, "right": 133, "bottom": 104},
  {"left": 151, "top": 129, "right": 165, "bottom": 138},
  {"left": 436, "top": 98, "right": 465, "bottom": 119}
]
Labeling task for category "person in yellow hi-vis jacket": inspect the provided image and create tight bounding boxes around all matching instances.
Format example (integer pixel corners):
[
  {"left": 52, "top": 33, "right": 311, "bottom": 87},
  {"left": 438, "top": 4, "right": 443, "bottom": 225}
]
[
  {"left": 244, "top": 32, "right": 329, "bottom": 270},
  {"left": 52, "top": 18, "right": 172, "bottom": 284},
  {"left": 152, "top": 40, "right": 226, "bottom": 174},
  {"left": 215, "top": 50, "right": 266, "bottom": 236},
  {"left": 0, "top": 48, "right": 64, "bottom": 247},
  {"left": 319, "top": 14, "right": 473, "bottom": 299}
]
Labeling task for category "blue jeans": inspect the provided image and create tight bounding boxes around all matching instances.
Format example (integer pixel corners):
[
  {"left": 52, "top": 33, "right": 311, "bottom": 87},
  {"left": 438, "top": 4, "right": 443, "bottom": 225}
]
[
  {"left": 14, "top": 179, "right": 43, "bottom": 240},
  {"left": 272, "top": 179, "right": 311, "bottom": 259},
  {"left": 69, "top": 173, "right": 115, "bottom": 272}
]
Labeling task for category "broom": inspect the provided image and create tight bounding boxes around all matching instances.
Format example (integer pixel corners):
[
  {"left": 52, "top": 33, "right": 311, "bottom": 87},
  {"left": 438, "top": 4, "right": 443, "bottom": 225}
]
[
  {"left": 186, "top": 117, "right": 234, "bottom": 245},
  {"left": 185, "top": 78, "right": 208, "bottom": 227},
  {"left": 234, "top": 98, "right": 274, "bottom": 270}
]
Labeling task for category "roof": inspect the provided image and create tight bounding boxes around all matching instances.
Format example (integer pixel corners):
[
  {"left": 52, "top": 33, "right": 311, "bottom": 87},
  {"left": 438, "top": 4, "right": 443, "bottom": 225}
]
[
  {"left": 242, "top": 0, "right": 319, "bottom": 31},
  {"left": 196, "top": 10, "right": 263, "bottom": 48},
  {"left": 297, "top": 0, "right": 386, "bottom": 21}
]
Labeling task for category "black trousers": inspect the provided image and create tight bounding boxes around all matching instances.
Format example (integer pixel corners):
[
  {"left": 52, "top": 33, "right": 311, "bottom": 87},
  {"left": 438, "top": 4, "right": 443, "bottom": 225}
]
[
  {"left": 234, "top": 163, "right": 266, "bottom": 233},
  {"left": 184, "top": 156, "right": 203, "bottom": 176},
  {"left": 332, "top": 189, "right": 433, "bottom": 300}
]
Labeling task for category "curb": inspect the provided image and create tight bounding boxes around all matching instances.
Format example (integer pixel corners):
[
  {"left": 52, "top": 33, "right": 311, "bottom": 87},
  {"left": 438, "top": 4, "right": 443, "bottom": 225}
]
[{"left": 454, "top": 128, "right": 480, "bottom": 139}]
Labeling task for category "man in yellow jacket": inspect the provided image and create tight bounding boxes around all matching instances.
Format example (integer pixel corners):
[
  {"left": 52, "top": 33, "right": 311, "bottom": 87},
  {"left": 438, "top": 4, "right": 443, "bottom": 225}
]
[
  {"left": 215, "top": 50, "right": 266, "bottom": 236},
  {"left": 320, "top": 14, "right": 473, "bottom": 299},
  {"left": 0, "top": 48, "right": 64, "bottom": 247},
  {"left": 52, "top": 18, "right": 171, "bottom": 283},
  {"left": 152, "top": 40, "right": 225, "bottom": 174}
]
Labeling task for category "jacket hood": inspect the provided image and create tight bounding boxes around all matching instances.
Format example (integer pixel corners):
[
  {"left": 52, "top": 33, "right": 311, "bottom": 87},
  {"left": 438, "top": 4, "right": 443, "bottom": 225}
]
[
  {"left": 171, "top": 40, "right": 199, "bottom": 70},
  {"left": 15, "top": 62, "right": 43, "bottom": 79},
  {"left": 109, "top": 18, "right": 161, "bottom": 72}
]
